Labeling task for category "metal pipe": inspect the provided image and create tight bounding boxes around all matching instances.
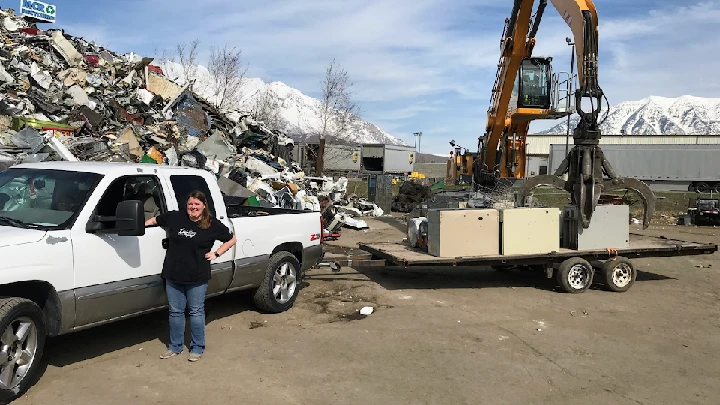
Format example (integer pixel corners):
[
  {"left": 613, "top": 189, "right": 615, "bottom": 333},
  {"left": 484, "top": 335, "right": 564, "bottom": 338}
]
[{"left": 565, "top": 42, "right": 575, "bottom": 157}]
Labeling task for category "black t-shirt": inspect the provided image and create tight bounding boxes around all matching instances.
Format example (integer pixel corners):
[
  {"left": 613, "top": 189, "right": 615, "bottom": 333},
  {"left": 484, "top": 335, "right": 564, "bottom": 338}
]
[{"left": 156, "top": 211, "right": 233, "bottom": 284}]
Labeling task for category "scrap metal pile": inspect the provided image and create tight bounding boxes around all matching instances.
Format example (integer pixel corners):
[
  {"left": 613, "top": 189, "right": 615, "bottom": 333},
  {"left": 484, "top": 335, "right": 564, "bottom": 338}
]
[{"left": 0, "top": 7, "right": 381, "bottom": 230}]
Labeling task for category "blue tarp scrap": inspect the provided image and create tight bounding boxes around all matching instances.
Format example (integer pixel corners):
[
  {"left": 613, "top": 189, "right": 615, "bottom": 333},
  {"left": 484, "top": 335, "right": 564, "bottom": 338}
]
[{"left": 172, "top": 92, "right": 210, "bottom": 137}]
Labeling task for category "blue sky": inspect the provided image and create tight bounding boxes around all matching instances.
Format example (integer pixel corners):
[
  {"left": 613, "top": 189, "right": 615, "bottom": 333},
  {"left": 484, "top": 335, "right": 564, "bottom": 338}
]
[{"left": 9, "top": 0, "right": 720, "bottom": 154}]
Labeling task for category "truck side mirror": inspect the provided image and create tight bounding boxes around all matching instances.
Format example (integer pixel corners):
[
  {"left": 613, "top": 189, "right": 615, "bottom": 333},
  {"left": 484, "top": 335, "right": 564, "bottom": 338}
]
[{"left": 115, "top": 200, "right": 145, "bottom": 237}]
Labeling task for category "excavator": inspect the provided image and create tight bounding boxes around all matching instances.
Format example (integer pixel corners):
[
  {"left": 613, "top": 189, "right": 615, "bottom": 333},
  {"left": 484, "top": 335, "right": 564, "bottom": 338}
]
[{"left": 465, "top": 0, "right": 656, "bottom": 229}]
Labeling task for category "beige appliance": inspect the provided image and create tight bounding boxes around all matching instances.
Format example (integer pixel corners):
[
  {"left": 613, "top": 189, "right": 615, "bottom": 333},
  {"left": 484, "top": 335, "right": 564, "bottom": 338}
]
[
  {"left": 499, "top": 208, "right": 560, "bottom": 255},
  {"left": 427, "top": 208, "right": 499, "bottom": 257}
]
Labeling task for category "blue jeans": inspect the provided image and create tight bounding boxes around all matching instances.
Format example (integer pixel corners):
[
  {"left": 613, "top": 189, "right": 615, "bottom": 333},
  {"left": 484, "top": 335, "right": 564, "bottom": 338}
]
[{"left": 165, "top": 280, "right": 208, "bottom": 354}]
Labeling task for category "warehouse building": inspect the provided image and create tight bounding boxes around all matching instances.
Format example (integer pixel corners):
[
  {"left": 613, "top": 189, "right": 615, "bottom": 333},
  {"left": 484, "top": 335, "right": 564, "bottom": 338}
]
[
  {"left": 292, "top": 142, "right": 416, "bottom": 176},
  {"left": 360, "top": 143, "right": 416, "bottom": 174},
  {"left": 524, "top": 134, "right": 720, "bottom": 177}
]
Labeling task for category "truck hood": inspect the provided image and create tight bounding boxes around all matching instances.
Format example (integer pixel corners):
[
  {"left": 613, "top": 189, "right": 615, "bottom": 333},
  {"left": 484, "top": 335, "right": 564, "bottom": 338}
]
[{"left": 0, "top": 226, "right": 47, "bottom": 248}]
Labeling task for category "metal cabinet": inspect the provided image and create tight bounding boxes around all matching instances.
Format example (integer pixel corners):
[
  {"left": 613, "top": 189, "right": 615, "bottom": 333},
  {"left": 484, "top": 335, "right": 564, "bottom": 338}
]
[{"left": 428, "top": 208, "right": 500, "bottom": 257}]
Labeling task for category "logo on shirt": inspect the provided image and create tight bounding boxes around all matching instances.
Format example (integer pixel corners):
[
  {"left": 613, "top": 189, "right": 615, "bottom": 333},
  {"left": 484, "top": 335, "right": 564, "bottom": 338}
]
[{"left": 178, "top": 228, "right": 197, "bottom": 238}]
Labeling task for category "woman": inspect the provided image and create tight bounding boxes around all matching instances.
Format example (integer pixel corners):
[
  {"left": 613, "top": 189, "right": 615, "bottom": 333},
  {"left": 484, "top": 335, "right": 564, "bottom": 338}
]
[{"left": 145, "top": 190, "right": 237, "bottom": 362}]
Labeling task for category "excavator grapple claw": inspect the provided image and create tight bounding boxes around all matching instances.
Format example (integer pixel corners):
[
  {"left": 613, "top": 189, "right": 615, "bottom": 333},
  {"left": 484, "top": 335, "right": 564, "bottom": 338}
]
[
  {"left": 516, "top": 146, "right": 657, "bottom": 230},
  {"left": 601, "top": 177, "right": 657, "bottom": 229},
  {"left": 516, "top": 174, "right": 568, "bottom": 205}
]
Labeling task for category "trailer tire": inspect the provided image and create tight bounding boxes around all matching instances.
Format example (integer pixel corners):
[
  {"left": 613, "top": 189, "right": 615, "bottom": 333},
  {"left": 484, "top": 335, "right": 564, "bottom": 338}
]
[
  {"left": 0, "top": 298, "right": 46, "bottom": 403},
  {"left": 695, "top": 182, "right": 710, "bottom": 193},
  {"left": 600, "top": 257, "right": 636, "bottom": 292},
  {"left": 556, "top": 257, "right": 594, "bottom": 293},
  {"left": 253, "top": 251, "right": 301, "bottom": 313}
]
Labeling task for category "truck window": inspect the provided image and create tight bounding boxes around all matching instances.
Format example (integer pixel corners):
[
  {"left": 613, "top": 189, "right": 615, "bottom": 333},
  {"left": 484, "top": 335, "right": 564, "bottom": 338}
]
[
  {"left": 95, "top": 175, "right": 166, "bottom": 227},
  {"left": 0, "top": 168, "right": 101, "bottom": 229},
  {"left": 169, "top": 175, "right": 215, "bottom": 217}
]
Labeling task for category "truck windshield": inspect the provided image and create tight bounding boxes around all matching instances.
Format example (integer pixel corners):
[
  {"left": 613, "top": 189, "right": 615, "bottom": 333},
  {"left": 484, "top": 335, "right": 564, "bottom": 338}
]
[
  {"left": 698, "top": 200, "right": 719, "bottom": 210},
  {"left": 0, "top": 168, "right": 102, "bottom": 229}
]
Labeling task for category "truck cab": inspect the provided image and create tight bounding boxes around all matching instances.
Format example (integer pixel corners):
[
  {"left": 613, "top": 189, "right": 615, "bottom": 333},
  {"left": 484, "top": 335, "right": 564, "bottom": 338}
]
[{"left": 0, "top": 161, "right": 322, "bottom": 401}]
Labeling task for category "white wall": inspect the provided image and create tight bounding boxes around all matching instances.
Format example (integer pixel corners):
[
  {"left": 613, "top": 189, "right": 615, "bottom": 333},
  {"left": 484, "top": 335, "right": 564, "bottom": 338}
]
[{"left": 526, "top": 135, "right": 720, "bottom": 155}]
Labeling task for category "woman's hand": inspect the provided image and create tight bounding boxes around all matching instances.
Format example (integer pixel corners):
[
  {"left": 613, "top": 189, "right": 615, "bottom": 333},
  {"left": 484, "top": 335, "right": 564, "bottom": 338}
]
[
  {"left": 205, "top": 251, "right": 219, "bottom": 261},
  {"left": 144, "top": 216, "right": 157, "bottom": 227}
]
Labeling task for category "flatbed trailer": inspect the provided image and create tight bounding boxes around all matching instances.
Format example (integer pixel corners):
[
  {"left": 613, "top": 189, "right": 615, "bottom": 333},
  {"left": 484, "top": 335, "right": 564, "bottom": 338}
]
[{"left": 358, "top": 234, "right": 718, "bottom": 293}]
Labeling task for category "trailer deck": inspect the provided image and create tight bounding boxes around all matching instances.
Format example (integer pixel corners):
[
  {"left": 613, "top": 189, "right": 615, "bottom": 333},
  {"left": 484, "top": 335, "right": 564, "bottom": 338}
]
[{"left": 359, "top": 233, "right": 718, "bottom": 268}]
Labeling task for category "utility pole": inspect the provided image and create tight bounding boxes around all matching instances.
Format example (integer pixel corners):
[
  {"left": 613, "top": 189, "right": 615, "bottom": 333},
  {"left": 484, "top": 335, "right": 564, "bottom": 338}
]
[{"left": 413, "top": 132, "right": 423, "bottom": 153}]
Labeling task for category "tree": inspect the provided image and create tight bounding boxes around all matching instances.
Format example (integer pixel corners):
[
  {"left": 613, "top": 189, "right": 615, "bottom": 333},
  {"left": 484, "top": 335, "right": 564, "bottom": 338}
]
[
  {"left": 176, "top": 39, "right": 200, "bottom": 90},
  {"left": 208, "top": 45, "right": 248, "bottom": 112},
  {"left": 153, "top": 46, "right": 175, "bottom": 65},
  {"left": 251, "top": 83, "right": 283, "bottom": 130},
  {"left": 315, "top": 59, "right": 360, "bottom": 176}
]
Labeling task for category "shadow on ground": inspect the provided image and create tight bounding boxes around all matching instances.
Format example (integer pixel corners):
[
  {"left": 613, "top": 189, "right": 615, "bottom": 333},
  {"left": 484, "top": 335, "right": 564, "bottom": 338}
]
[
  {"left": 373, "top": 216, "right": 407, "bottom": 232},
  {"left": 25, "top": 289, "right": 263, "bottom": 396},
  {"left": 342, "top": 265, "right": 676, "bottom": 293}
]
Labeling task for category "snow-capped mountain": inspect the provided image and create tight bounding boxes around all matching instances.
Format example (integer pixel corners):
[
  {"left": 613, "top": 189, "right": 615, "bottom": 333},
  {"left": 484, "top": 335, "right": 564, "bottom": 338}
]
[
  {"left": 157, "top": 61, "right": 406, "bottom": 146},
  {"left": 536, "top": 95, "right": 720, "bottom": 135}
]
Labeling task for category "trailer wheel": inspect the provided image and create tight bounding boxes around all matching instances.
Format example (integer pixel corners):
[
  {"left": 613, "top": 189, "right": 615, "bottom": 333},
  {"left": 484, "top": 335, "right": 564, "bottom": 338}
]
[
  {"left": 600, "top": 257, "right": 636, "bottom": 292},
  {"left": 695, "top": 182, "right": 710, "bottom": 193},
  {"left": 556, "top": 257, "right": 594, "bottom": 293}
]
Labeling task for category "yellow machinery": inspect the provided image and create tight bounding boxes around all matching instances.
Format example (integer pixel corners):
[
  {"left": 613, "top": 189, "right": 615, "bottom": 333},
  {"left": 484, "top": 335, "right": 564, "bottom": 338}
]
[
  {"left": 469, "top": 0, "right": 656, "bottom": 228},
  {"left": 409, "top": 172, "right": 426, "bottom": 181},
  {"left": 445, "top": 141, "right": 476, "bottom": 185}
]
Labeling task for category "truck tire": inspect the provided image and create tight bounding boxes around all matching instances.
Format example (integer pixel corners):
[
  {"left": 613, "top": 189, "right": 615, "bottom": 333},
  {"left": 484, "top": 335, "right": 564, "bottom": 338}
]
[
  {"left": 253, "top": 251, "right": 302, "bottom": 313},
  {"left": 600, "top": 257, "right": 636, "bottom": 292},
  {"left": 556, "top": 257, "right": 594, "bottom": 293},
  {"left": 0, "top": 298, "right": 46, "bottom": 403},
  {"left": 695, "top": 182, "right": 710, "bottom": 193}
]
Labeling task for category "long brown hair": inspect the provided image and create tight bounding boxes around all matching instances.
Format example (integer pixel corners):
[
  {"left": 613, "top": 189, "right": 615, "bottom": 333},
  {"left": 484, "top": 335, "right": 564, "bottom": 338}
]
[{"left": 188, "top": 190, "right": 212, "bottom": 229}]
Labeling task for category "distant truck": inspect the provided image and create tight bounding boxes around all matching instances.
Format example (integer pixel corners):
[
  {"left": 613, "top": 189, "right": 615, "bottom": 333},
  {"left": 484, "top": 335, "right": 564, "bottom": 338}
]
[
  {"left": 548, "top": 144, "right": 720, "bottom": 193},
  {"left": 685, "top": 197, "right": 720, "bottom": 225},
  {"left": 0, "top": 161, "right": 323, "bottom": 401}
]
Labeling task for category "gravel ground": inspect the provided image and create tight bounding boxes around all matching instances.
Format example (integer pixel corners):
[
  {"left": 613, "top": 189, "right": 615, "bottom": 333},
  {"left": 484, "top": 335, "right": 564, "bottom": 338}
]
[{"left": 12, "top": 219, "right": 720, "bottom": 405}]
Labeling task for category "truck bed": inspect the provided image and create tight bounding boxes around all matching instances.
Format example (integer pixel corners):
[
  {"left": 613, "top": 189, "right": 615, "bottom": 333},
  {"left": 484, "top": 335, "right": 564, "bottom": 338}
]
[{"left": 359, "top": 233, "right": 718, "bottom": 267}]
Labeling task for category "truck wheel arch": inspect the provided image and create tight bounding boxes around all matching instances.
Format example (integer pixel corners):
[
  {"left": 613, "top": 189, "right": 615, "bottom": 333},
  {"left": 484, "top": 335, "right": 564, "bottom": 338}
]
[
  {"left": 0, "top": 281, "right": 65, "bottom": 337},
  {"left": 273, "top": 242, "right": 303, "bottom": 265}
]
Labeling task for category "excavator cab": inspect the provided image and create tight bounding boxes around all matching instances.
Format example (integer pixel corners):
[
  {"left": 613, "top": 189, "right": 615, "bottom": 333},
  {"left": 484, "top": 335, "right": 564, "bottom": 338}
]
[
  {"left": 511, "top": 56, "right": 574, "bottom": 120},
  {"left": 518, "top": 57, "right": 552, "bottom": 109}
]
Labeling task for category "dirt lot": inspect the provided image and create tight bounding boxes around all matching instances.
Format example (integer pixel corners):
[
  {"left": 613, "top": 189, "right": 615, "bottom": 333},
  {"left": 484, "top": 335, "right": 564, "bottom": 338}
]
[{"left": 13, "top": 218, "right": 720, "bottom": 405}]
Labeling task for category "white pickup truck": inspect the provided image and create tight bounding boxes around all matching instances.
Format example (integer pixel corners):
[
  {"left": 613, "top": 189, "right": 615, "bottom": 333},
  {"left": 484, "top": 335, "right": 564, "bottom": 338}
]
[{"left": 0, "top": 161, "right": 323, "bottom": 401}]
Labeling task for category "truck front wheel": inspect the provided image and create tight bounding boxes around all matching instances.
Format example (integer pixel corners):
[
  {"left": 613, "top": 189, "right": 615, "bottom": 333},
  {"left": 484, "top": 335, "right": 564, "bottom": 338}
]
[
  {"left": 253, "top": 251, "right": 302, "bottom": 313},
  {"left": 0, "top": 298, "right": 46, "bottom": 403}
]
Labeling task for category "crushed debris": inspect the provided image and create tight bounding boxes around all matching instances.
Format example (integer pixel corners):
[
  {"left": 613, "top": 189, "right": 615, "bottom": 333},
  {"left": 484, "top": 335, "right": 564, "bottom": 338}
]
[
  {"left": 392, "top": 181, "right": 431, "bottom": 213},
  {"left": 0, "top": 7, "right": 383, "bottom": 233}
]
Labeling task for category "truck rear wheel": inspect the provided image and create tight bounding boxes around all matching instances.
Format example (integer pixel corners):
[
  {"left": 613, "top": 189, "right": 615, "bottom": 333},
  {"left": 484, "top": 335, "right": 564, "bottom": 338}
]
[
  {"left": 600, "top": 257, "right": 636, "bottom": 292},
  {"left": 556, "top": 257, "right": 594, "bottom": 293},
  {"left": 253, "top": 251, "right": 301, "bottom": 313},
  {"left": 0, "top": 298, "right": 46, "bottom": 403}
]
